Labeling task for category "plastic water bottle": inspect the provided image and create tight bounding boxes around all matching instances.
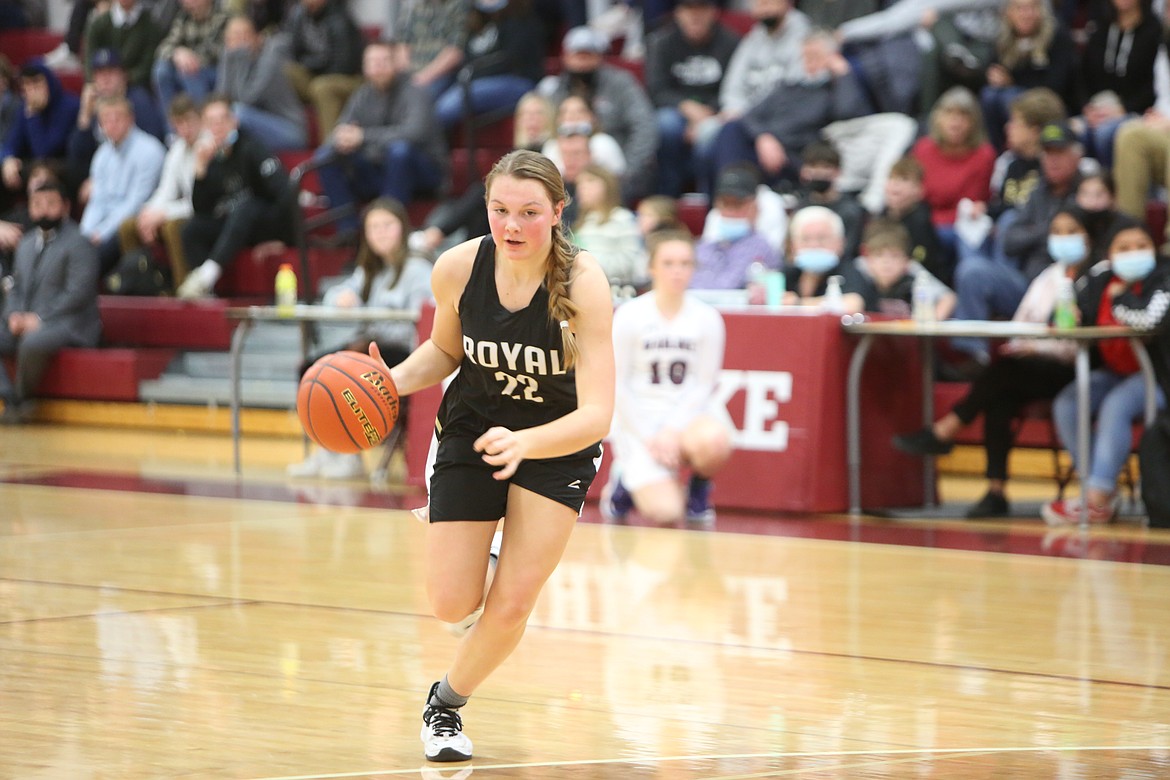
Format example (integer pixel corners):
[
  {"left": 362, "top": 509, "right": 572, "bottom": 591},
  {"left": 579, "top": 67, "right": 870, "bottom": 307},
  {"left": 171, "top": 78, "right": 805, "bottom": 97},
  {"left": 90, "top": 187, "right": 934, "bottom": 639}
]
[
  {"left": 746, "top": 261, "right": 766, "bottom": 305},
  {"left": 824, "top": 275, "right": 844, "bottom": 313},
  {"left": 275, "top": 263, "right": 297, "bottom": 316},
  {"left": 1054, "top": 276, "right": 1077, "bottom": 329},
  {"left": 912, "top": 271, "right": 935, "bottom": 324}
]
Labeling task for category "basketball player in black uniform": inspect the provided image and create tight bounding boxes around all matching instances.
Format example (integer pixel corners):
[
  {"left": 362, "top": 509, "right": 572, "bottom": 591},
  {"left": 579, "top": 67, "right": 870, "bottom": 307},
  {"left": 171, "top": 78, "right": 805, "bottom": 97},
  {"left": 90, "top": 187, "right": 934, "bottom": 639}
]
[{"left": 368, "top": 150, "right": 615, "bottom": 762}]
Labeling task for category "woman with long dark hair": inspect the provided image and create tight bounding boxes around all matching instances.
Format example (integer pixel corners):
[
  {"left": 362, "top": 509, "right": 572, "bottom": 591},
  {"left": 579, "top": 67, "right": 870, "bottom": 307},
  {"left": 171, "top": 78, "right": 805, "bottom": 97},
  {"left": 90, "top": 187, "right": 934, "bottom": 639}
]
[{"left": 894, "top": 208, "right": 1099, "bottom": 517}]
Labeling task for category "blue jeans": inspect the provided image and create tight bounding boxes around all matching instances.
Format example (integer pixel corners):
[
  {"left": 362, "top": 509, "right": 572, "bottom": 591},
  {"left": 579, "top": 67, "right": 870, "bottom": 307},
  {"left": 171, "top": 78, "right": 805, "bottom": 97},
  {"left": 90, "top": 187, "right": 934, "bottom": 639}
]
[
  {"left": 1053, "top": 369, "right": 1167, "bottom": 494},
  {"left": 654, "top": 107, "right": 718, "bottom": 197},
  {"left": 706, "top": 119, "right": 796, "bottom": 196},
  {"left": 655, "top": 107, "right": 689, "bottom": 197},
  {"left": 234, "top": 103, "right": 307, "bottom": 152},
  {"left": 434, "top": 75, "right": 534, "bottom": 129},
  {"left": 945, "top": 222, "right": 1028, "bottom": 361},
  {"left": 152, "top": 60, "right": 217, "bottom": 121},
  {"left": 315, "top": 141, "right": 444, "bottom": 230},
  {"left": 980, "top": 85, "right": 1025, "bottom": 151},
  {"left": 1079, "top": 114, "right": 1130, "bottom": 169}
]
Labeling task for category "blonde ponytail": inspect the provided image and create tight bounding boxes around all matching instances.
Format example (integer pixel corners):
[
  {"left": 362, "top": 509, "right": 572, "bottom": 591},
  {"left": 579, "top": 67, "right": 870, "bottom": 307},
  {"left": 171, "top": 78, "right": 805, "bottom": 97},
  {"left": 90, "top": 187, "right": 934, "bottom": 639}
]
[{"left": 546, "top": 221, "right": 581, "bottom": 370}]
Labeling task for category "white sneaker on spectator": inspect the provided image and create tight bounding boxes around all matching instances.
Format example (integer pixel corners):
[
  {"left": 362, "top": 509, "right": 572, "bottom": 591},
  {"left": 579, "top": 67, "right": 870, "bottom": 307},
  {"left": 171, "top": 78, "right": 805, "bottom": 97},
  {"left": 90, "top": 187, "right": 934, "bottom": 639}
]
[
  {"left": 286, "top": 448, "right": 327, "bottom": 477},
  {"left": 318, "top": 451, "right": 366, "bottom": 480},
  {"left": 176, "top": 261, "right": 220, "bottom": 300},
  {"left": 43, "top": 43, "right": 80, "bottom": 69}
]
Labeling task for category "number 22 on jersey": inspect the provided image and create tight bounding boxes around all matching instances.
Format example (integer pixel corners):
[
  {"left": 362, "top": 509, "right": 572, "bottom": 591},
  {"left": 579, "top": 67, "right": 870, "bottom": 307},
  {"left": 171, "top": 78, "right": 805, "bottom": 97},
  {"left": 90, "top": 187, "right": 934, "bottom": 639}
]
[{"left": 495, "top": 371, "right": 544, "bottom": 402}]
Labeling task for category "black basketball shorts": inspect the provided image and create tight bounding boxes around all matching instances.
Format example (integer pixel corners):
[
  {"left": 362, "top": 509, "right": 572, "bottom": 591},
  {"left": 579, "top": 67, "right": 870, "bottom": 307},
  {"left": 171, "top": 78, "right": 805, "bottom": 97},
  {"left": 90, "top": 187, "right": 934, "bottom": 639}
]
[{"left": 428, "top": 433, "right": 603, "bottom": 522}]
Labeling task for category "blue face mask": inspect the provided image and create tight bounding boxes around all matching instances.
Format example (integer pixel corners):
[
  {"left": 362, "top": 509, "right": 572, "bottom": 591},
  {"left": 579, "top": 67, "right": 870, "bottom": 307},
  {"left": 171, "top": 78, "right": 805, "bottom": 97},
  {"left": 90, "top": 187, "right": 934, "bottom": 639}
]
[
  {"left": 1047, "top": 234, "right": 1087, "bottom": 266},
  {"left": 794, "top": 248, "right": 839, "bottom": 274},
  {"left": 716, "top": 216, "right": 752, "bottom": 244},
  {"left": 1111, "top": 250, "right": 1157, "bottom": 282}
]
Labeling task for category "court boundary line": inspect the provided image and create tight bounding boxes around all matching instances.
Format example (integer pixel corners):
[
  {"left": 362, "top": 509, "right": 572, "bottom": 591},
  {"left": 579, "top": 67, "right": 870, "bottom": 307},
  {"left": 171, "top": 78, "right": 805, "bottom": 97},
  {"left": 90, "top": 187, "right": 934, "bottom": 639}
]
[
  {"left": 5, "top": 575, "right": 1169, "bottom": 693},
  {"left": 246, "top": 745, "right": 1170, "bottom": 780}
]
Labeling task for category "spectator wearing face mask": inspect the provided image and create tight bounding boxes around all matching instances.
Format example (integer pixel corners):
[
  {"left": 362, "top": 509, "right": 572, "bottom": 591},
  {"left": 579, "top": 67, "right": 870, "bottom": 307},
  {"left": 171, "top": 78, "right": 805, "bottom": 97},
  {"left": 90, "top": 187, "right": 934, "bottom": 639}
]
[
  {"left": 719, "top": 0, "right": 810, "bottom": 119},
  {"left": 537, "top": 26, "right": 658, "bottom": 202},
  {"left": 700, "top": 163, "right": 788, "bottom": 259},
  {"left": 541, "top": 95, "right": 626, "bottom": 177},
  {"left": 1042, "top": 218, "right": 1169, "bottom": 526},
  {"left": 781, "top": 204, "right": 865, "bottom": 313},
  {"left": 690, "top": 164, "right": 780, "bottom": 290},
  {"left": 792, "top": 140, "right": 866, "bottom": 262},
  {"left": 894, "top": 207, "right": 1095, "bottom": 518},
  {"left": 0, "top": 181, "right": 101, "bottom": 424}
]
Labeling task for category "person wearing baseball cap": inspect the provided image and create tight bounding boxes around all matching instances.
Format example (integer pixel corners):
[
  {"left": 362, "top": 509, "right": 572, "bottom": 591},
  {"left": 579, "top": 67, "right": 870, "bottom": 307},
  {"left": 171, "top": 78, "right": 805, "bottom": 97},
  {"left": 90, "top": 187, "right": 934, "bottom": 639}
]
[
  {"left": 1000, "top": 121, "right": 1086, "bottom": 278},
  {"left": 538, "top": 26, "right": 658, "bottom": 202},
  {"left": 691, "top": 163, "right": 780, "bottom": 290},
  {"left": 949, "top": 121, "right": 1087, "bottom": 364}
]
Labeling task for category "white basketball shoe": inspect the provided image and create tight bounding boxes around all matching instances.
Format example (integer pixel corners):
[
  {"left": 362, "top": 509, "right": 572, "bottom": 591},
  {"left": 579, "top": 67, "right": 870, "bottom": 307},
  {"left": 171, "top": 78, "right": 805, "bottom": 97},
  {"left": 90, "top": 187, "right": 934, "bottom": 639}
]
[{"left": 421, "top": 682, "right": 473, "bottom": 762}]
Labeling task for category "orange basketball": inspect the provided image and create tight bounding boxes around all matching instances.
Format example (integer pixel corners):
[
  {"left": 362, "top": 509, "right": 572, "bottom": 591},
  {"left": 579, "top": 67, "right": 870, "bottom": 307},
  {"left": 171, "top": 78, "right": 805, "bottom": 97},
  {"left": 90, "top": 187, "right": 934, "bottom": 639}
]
[{"left": 297, "top": 351, "right": 400, "bottom": 454}]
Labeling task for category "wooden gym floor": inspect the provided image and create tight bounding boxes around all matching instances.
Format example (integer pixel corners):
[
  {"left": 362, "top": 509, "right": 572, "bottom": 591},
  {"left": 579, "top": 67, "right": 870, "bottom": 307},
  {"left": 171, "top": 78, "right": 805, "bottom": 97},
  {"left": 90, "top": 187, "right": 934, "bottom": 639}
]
[{"left": 2, "top": 422, "right": 1169, "bottom": 779}]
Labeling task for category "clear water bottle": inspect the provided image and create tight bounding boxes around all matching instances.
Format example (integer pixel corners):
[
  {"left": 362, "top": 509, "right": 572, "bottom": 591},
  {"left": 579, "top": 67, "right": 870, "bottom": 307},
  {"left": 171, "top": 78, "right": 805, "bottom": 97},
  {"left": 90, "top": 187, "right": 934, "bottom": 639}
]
[
  {"left": 1054, "top": 276, "right": 1077, "bottom": 329},
  {"left": 275, "top": 263, "right": 297, "bottom": 316},
  {"left": 746, "top": 261, "right": 766, "bottom": 305},
  {"left": 912, "top": 271, "right": 935, "bottom": 324},
  {"left": 823, "top": 275, "right": 845, "bottom": 313}
]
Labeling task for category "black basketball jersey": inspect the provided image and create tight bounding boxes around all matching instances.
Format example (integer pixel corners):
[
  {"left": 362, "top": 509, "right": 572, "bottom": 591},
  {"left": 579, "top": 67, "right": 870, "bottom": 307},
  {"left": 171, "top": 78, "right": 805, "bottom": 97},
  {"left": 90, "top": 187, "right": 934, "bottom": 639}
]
[{"left": 436, "top": 236, "right": 584, "bottom": 441}]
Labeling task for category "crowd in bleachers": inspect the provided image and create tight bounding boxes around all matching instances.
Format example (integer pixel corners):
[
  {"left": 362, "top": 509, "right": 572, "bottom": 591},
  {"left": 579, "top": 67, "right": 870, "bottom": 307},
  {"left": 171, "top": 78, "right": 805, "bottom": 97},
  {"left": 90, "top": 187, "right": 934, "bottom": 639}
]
[
  {"left": 1, "top": 0, "right": 1169, "bottom": 523},
  {"left": 0, "top": 0, "right": 1167, "bottom": 277}
]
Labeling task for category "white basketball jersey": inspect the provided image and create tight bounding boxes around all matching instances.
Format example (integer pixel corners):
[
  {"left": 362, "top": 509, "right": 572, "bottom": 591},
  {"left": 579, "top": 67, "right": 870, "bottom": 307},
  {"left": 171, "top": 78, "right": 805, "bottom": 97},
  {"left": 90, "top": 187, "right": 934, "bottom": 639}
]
[{"left": 611, "top": 292, "right": 726, "bottom": 440}]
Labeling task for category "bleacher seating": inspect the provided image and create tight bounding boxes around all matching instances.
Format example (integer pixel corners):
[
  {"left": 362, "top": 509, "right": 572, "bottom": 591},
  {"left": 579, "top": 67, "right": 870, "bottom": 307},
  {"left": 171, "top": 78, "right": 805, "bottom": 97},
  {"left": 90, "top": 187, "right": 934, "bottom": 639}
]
[
  {"left": 0, "top": 20, "right": 1160, "bottom": 492},
  {"left": 11, "top": 347, "right": 175, "bottom": 402},
  {"left": 99, "top": 296, "right": 238, "bottom": 350},
  {"left": 0, "top": 29, "right": 63, "bottom": 65},
  {"left": 0, "top": 29, "right": 84, "bottom": 93}
]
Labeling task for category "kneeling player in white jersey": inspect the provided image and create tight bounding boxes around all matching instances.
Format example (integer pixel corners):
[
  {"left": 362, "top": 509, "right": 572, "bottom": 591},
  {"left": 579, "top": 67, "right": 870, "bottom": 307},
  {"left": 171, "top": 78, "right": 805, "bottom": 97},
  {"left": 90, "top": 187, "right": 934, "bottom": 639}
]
[{"left": 603, "top": 230, "right": 733, "bottom": 528}]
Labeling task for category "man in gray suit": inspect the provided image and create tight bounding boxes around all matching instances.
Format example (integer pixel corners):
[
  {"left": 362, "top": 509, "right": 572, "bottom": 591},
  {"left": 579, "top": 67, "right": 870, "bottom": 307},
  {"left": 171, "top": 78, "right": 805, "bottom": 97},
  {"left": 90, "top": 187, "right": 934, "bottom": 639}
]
[{"left": 0, "top": 181, "right": 102, "bottom": 424}]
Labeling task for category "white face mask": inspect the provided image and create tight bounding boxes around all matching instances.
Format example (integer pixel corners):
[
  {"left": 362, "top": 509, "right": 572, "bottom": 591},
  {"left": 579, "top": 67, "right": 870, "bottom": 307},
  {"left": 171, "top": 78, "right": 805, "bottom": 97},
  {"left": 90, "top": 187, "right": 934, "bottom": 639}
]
[
  {"left": 1047, "top": 234, "right": 1087, "bottom": 266},
  {"left": 1111, "top": 249, "right": 1156, "bottom": 282},
  {"left": 714, "top": 216, "right": 752, "bottom": 243},
  {"left": 794, "top": 248, "right": 838, "bottom": 274}
]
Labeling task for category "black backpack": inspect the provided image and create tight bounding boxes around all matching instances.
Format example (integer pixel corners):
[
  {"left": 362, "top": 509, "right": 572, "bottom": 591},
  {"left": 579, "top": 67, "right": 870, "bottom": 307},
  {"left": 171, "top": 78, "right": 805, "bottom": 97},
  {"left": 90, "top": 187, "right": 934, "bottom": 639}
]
[
  {"left": 1140, "top": 411, "right": 1170, "bottom": 528},
  {"left": 105, "top": 248, "right": 172, "bottom": 296}
]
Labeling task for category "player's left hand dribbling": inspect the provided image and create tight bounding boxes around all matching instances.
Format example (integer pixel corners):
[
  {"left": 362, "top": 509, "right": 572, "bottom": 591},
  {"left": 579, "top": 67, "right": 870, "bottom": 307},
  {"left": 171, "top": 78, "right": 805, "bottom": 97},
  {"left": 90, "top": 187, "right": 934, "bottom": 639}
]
[
  {"left": 368, "top": 342, "right": 389, "bottom": 370},
  {"left": 475, "top": 426, "right": 526, "bottom": 480}
]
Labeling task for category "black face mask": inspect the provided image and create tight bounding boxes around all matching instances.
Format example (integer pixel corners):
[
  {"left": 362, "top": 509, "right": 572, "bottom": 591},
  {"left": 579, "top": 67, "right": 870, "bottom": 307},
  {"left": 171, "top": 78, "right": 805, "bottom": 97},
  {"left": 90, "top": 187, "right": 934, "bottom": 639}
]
[
  {"left": 759, "top": 14, "right": 783, "bottom": 32},
  {"left": 567, "top": 68, "right": 598, "bottom": 87},
  {"left": 1081, "top": 208, "right": 1114, "bottom": 239},
  {"left": 805, "top": 178, "right": 833, "bottom": 194},
  {"left": 35, "top": 216, "right": 63, "bottom": 232}
]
